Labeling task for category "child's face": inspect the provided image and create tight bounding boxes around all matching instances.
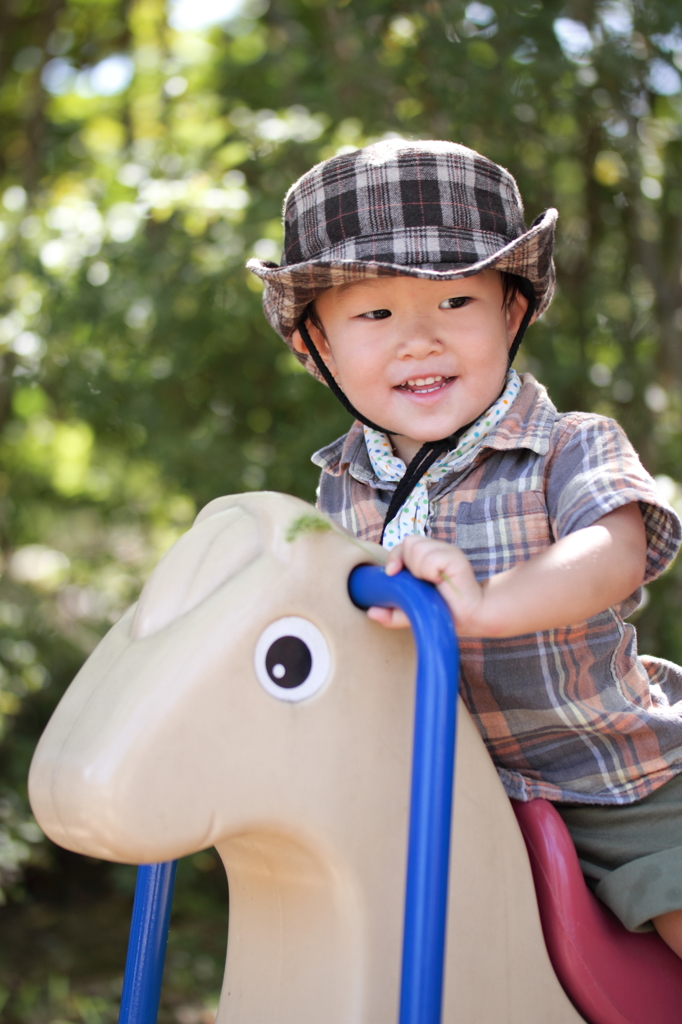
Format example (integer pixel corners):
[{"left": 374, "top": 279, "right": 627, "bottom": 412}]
[{"left": 292, "top": 270, "right": 529, "bottom": 463}]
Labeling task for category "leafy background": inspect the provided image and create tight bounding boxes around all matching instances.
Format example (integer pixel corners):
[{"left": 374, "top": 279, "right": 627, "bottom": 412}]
[{"left": 0, "top": 0, "right": 681, "bottom": 1019}]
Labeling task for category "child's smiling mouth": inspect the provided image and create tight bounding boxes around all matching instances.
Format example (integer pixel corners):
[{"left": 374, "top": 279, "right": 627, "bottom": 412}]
[{"left": 396, "top": 375, "right": 455, "bottom": 395}]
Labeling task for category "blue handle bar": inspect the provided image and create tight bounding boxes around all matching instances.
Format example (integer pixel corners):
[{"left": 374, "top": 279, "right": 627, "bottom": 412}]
[
  {"left": 118, "top": 565, "right": 459, "bottom": 1024},
  {"left": 349, "top": 566, "right": 459, "bottom": 1024}
]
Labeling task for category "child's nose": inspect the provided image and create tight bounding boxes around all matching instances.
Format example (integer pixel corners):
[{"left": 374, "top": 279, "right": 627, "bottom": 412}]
[{"left": 396, "top": 318, "right": 442, "bottom": 357}]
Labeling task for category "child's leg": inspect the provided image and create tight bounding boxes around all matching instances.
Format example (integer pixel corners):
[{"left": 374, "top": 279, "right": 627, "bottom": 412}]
[
  {"left": 653, "top": 910, "right": 682, "bottom": 957},
  {"left": 554, "top": 773, "right": 682, "bottom": 944}
]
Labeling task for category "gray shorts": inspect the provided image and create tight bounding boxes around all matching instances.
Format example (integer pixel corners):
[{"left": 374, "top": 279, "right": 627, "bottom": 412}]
[{"left": 556, "top": 770, "right": 682, "bottom": 932}]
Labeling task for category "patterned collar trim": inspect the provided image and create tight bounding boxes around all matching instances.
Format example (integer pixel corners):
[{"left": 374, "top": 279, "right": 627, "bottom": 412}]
[{"left": 312, "top": 375, "right": 557, "bottom": 485}]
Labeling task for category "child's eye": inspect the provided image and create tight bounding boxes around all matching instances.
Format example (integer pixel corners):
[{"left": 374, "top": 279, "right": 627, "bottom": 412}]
[
  {"left": 439, "top": 296, "right": 470, "bottom": 309},
  {"left": 359, "top": 309, "right": 391, "bottom": 320}
]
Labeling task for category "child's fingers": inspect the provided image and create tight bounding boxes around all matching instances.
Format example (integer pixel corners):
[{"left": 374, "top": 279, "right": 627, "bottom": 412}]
[
  {"left": 366, "top": 606, "right": 410, "bottom": 629},
  {"left": 383, "top": 536, "right": 485, "bottom": 633},
  {"left": 422, "top": 547, "right": 469, "bottom": 585},
  {"left": 400, "top": 535, "right": 463, "bottom": 584},
  {"left": 399, "top": 536, "right": 481, "bottom": 612},
  {"left": 384, "top": 545, "right": 404, "bottom": 577}
]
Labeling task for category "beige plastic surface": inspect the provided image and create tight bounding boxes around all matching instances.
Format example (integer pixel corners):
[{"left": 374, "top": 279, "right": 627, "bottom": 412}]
[{"left": 29, "top": 492, "right": 585, "bottom": 1024}]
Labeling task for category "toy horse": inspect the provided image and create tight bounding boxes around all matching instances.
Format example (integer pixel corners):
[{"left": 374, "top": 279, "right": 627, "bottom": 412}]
[{"left": 32, "top": 491, "right": 682, "bottom": 1023}]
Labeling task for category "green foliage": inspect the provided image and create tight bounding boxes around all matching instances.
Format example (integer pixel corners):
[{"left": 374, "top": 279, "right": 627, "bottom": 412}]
[
  {"left": 0, "top": 847, "right": 227, "bottom": 1023},
  {"left": 285, "top": 512, "right": 333, "bottom": 542},
  {"left": 1, "top": 0, "right": 682, "bottom": 1015},
  {"left": 286, "top": 511, "right": 387, "bottom": 562}
]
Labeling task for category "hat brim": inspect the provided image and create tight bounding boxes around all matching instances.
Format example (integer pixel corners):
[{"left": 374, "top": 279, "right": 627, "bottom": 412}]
[{"left": 247, "top": 208, "right": 557, "bottom": 384}]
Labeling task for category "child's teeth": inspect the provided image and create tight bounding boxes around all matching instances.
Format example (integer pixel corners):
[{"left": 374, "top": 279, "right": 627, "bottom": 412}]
[{"left": 407, "top": 376, "right": 443, "bottom": 387}]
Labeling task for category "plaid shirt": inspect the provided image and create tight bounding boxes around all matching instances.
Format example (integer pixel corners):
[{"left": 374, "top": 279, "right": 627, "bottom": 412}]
[{"left": 313, "top": 375, "right": 682, "bottom": 805}]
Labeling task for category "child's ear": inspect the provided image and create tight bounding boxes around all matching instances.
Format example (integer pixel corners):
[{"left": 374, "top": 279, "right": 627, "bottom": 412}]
[
  {"left": 290, "top": 328, "right": 308, "bottom": 355},
  {"left": 505, "top": 290, "right": 535, "bottom": 346},
  {"left": 291, "top": 322, "right": 338, "bottom": 376}
]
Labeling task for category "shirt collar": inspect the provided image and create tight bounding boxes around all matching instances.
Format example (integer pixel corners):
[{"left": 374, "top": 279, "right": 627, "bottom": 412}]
[
  {"left": 479, "top": 373, "right": 556, "bottom": 457},
  {"left": 311, "top": 419, "right": 378, "bottom": 485},
  {"left": 311, "top": 374, "right": 557, "bottom": 485}
]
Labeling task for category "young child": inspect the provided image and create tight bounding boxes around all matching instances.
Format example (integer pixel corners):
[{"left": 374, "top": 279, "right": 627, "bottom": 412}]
[{"left": 247, "top": 139, "right": 682, "bottom": 955}]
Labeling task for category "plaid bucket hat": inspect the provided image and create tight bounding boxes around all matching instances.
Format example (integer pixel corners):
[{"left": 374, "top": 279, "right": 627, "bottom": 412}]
[{"left": 247, "top": 138, "right": 557, "bottom": 383}]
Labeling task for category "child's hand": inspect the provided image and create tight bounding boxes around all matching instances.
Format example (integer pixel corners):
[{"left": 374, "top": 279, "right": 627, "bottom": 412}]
[{"left": 367, "top": 535, "right": 484, "bottom": 634}]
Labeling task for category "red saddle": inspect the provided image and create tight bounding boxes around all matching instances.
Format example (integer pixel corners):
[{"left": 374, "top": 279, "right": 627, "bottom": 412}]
[{"left": 512, "top": 798, "right": 682, "bottom": 1024}]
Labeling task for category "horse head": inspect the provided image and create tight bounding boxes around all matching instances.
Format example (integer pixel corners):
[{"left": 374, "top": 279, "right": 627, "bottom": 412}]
[{"left": 29, "top": 492, "right": 583, "bottom": 1024}]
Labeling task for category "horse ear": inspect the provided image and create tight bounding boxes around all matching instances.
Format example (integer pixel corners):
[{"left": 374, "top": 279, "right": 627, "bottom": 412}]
[
  {"left": 194, "top": 494, "right": 248, "bottom": 525},
  {"left": 132, "top": 506, "right": 262, "bottom": 639}
]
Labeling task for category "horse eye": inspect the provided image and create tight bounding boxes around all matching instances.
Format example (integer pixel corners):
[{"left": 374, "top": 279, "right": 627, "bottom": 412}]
[{"left": 254, "top": 617, "right": 330, "bottom": 702}]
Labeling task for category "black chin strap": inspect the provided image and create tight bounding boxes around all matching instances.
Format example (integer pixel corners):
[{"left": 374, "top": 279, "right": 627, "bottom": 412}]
[
  {"left": 298, "top": 283, "right": 536, "bottom": 543},
  {"left": 380, "top": 440, "right": 452, "bottom": 540}
]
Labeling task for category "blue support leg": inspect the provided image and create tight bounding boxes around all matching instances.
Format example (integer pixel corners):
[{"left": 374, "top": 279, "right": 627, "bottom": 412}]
[{"left": 118, "top": 860, "right": 178, "bottom": 1024}]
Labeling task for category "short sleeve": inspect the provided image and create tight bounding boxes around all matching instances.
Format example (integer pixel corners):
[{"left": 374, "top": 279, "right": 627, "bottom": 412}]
[{"left": 546, "top": 414, "right": 681, "bottom": 584}]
